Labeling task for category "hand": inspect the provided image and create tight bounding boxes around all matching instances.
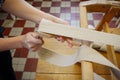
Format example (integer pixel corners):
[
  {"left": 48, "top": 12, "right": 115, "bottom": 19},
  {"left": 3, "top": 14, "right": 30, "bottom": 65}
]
[
  {"left": 55, "top": 36, "right": 73, "bottom": 47},
  {"left": 22, "top": 32, "right": 44, "bottom": 51}
]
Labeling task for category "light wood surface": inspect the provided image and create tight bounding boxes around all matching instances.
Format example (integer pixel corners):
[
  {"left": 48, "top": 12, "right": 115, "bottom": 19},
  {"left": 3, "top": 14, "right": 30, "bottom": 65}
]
[
  {"left": 36, "top": 74, "right": 112, "bottom": 80},
  {"left": 104, "top": 22, "right": 118, "bottom": 80},
  {"left": 79, "top": 5, "right": 94, "bottom": 80}
]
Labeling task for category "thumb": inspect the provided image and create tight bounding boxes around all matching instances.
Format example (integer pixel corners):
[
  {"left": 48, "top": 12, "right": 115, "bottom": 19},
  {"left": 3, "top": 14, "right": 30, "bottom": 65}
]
[{"left": 29, "top": 32, "right": 44, "bottom": 44}]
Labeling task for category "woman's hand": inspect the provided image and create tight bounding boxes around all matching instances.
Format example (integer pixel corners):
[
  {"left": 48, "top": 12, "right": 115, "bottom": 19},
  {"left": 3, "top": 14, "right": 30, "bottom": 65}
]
[{"left": 22, "top": 32, "right": 44, "bottom": 51}]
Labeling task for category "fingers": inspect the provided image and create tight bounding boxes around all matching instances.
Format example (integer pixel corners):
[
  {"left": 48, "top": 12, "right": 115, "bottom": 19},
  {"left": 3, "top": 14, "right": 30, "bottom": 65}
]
[
  {"left": 55, "top": 36, "right": 73, "bottom": 47},
  {"left": 65, "top": 38, "right": 73, "bottom": 47},
  {"left": 22, "top": 32, "right": 44, "bottom": 51},
  {"left": 55, "top": 36, "right": 65, "bottom": 42},
  {"left": 28, "top": 32, "right": 43, "bottom": 44},
  {"left": 29, "top": 44, "right": 43, "bottom": 52}
]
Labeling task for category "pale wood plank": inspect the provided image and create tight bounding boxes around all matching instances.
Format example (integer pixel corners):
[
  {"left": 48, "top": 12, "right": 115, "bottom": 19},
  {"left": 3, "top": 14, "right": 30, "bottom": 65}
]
[
  {"left": 79, "top": 6, "right": 88, "bottom": 28},
  {"left": 80, "top": 1, "right": 120, "bottom": 13},
  {"left": 79, "top": 5, "right": 94, "bottom": 80},
  {"left": 103, "top": 22, "right": 118, "bottom": 80},
  {"left": 36, "top": 74, "right": 111, "bottom": 80}
]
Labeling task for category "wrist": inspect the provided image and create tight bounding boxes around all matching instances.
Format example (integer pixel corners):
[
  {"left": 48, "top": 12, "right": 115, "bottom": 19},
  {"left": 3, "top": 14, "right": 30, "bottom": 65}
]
[{"left": 16, "top": 35, "right": 25, "bottom": 48}]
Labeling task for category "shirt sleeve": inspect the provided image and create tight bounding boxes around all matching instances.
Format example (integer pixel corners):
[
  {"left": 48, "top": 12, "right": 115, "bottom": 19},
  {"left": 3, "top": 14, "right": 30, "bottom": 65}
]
[{"left": 0, "top": 0, "right": 5, "bottom": 8}]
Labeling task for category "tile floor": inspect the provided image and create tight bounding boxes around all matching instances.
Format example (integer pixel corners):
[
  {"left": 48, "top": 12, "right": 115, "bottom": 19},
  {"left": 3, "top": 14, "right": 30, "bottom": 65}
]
[{"left": 0, "top": 0, "right": 118, "bottom": 80}]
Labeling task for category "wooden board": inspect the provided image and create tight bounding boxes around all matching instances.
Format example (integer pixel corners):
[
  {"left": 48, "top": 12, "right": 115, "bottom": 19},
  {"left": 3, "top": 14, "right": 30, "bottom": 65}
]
[{"left": 36, "top": 74, "right": 111, "bottom": 80}]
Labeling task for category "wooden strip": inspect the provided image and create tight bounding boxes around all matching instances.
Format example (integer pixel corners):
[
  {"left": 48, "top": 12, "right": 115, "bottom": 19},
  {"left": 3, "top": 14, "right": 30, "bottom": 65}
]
[
  {"left": 38, "top": 19, "right": 120, "bottom": 47},
  {"left": 80, "top": 1, "right": 120, "bottom": 7},
  {"left": 79, "top": 1, "right": 120, "bottom": 13},
  {"left": 104, "top": 22, "right": 118, "bottom": 80},
  {"left": 104, "top": 22, "right": 118, "bottom": 66},
  {"left": 79, "top": 6, "right": 88, "bottom": 28},
  {"left": 36, "top": 74, "right": 81, "bottom": 80},
  {"left": 95, "top": 6, "right": 120, "bottom": 31},
  {"left": 81, "top": 61, "right": 94, "bottom": 80},
  {"left": 116, "top": 17, "right": 120, "bottom": 28},
  {"left": 79, "top": 6, "right": 94, "bottom": 80},
  {"left": 36, "top": 74, "right": 111, "bottom": 80}
]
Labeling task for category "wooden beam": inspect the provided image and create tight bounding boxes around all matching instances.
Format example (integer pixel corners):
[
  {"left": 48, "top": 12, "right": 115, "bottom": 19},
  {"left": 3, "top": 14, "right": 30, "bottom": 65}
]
[
  {"left": 104, "top": 22, "right": 118, "bottom": 80},
  {"left": 95, "top": 6, "right": 120, "bottom": 31},
  {"left": 79, "top": 6, "right": 88, "bottom": 28},
  {"left": 79, "top": 5, "right": 94, "bottom": 80},
  {"left": 80, "top": 1, "right": 120, "bottom": 13}
]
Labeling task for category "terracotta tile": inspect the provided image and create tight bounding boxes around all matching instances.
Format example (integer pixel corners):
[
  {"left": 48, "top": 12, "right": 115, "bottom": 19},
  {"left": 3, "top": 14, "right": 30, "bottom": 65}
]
[
  {"left": 88, "top": 20, "right": 94, "bottom": 26},
  {"left": 15, "top": 71, "right": 23, "bottom": 80},
  {"left": 71, "top": 13, "right": 79, "bottom": 20},
  {"left": 3, "top": 28, "right": 11, "bottom": 36},
  {"left": 41, "top": 7, "right": 50, "bottom": 13},
  {"left": 51, "top": 2, "right": 61, "bottom": 7},
  {"left": 71, "top": 2, "right": 80, "bottom": 7},
  {"left": 61, "top": 7, "right": 71, "bottom": 13},
  {"left": 14, "top": 48, "right": 28, "bottom": 58},
  {"left": 93, "top": 13, "right": 103, "bottom": 20},
  {"left": 21, "top": 28, "right": 35, "bottom": 35},
  {"left": 13, "top": 20, "right": 26, "bottom": 27},
  {"left": 24, "top": 58, "right": 38, "bottom": 72},
  {"left": 32, "top": 1, "right": 42, "bottom": 7}
]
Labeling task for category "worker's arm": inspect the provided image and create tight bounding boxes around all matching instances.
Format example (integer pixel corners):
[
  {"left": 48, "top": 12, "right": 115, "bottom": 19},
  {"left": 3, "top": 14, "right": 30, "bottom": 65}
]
[{"left": 2, "top": 0, "right": 68, "bottom": 24}]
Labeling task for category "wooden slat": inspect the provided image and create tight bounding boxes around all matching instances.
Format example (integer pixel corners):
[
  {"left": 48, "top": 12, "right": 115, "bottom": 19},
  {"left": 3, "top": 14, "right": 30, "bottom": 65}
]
[
  {"left": 36, "top": 74, "right": 112, "bottom": 80},
  {"left": 116, "top": 17, "right": 120, "bottom": 28},
  {"left": 104, "top": 22, "right": 118, "bottom": 80},
  {"left": 95, "top": 6, "right": 120, "bottom": 31},
  {"left": 79, "top": 5, "right": 94, "bottom": 80},
  {"left": 36, "top": 74, "right": 81, "bottom": 80},
  {"left": 80, "top": 1, "right": 120, "bottom": 13},
  {"left": 79, "top": 6, "right": 88, "bottom": 28},
  {"left": 104, "top": 22, "right": 118, "bottom": 66}
]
